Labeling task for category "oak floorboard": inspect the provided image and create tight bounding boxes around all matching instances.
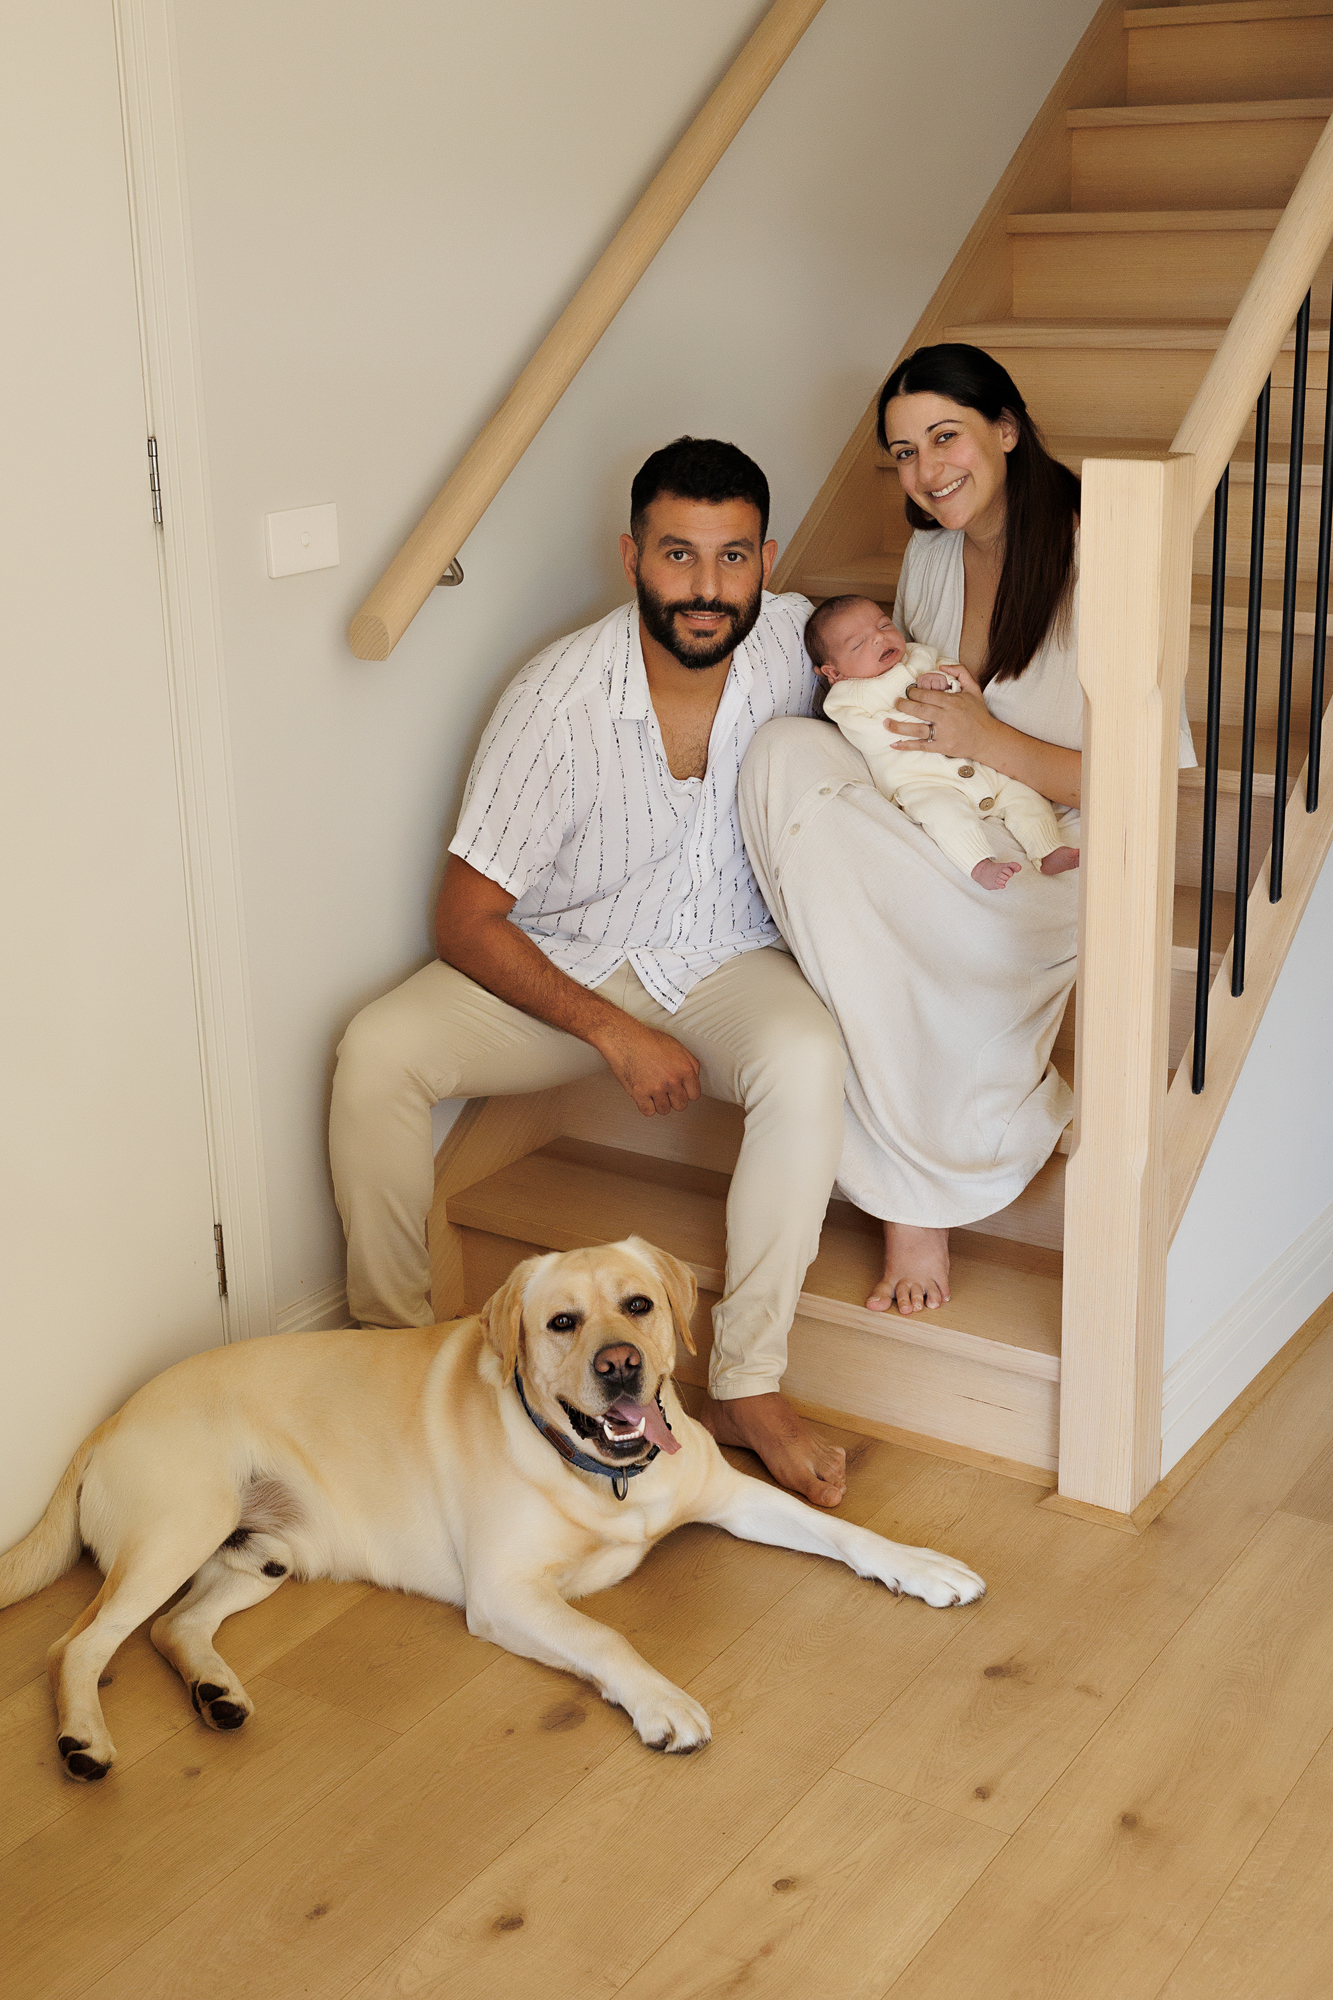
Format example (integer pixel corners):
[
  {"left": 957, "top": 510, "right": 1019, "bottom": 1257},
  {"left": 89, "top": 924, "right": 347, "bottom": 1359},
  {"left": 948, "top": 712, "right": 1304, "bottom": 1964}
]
[
  {"left": 838, "top": 1316, "right": 1333, "bottom": 1831},
  {"left": 612, "top": 1769, "right": 1005, "bottom": 2000},
  {"left": 70, "top": 1510, "right": 826, "bottom": 2000},
  {"left": 345, "top": 1480, "right": 989, "bottom": 2000},
  {"left": 0, "top": 1572, "right": 370, "bottom": 1861},
  {"left": 4, "top": 1675, "right": 397, "bottom": 2000},
  {"left": 879, "top": 1512, "right": 1333, "bottom": 2000},
  {"left": 1155, "top": 1720, "right": 1333, "bottom": 2000},
  {"left": 1276, "top": 1436, "right": 1333, "bottom": 1525},
  {"left": 262, "top": 1586, "right": 499, "bottom": 1734}
]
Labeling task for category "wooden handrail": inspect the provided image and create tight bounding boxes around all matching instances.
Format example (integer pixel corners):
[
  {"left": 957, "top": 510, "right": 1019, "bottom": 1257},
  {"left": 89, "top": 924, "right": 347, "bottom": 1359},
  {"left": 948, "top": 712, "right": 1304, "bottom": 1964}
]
[
  {"left": 349, "top": 0, "right": 828, "bottom": 661},
  {"left": 1172, "top": 107, "right": 1333, "bottom": 523}
]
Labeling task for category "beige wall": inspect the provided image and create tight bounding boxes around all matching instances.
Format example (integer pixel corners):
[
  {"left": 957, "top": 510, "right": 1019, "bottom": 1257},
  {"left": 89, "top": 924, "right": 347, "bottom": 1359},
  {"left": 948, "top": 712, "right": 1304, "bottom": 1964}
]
[{"left": 171, "top": 0, "right": 1102, "bottom": 1323}]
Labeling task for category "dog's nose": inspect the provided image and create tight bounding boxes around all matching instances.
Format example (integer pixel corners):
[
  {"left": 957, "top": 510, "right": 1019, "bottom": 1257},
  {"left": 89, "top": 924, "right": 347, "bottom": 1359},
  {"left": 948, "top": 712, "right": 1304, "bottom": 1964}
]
[{"left": 594, "top": 1343, "right": 642, "bottom": 1388}]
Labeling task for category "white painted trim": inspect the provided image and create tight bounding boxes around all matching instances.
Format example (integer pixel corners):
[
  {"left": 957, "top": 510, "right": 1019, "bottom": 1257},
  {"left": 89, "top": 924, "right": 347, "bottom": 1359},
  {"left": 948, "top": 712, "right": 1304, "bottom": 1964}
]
[
  {"left": 114, "top": 1, "right": 274, "bottom": 1341},
  {"left": 1161, "top": 1200, "right": 1333, "bottom": 1473},
  {"left": 275, "top": 1282, "right": 352, "bottom": 1337}
]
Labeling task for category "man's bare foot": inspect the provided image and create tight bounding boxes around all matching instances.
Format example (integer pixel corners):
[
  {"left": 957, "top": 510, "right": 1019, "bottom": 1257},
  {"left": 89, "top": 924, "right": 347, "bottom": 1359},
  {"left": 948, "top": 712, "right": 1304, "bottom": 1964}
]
[
  {"left": 972, "top": 857, "right": 1021, "bottom": 891},
  {"left": 699, "top": 1391, "right": 847, "bottom": 1508},
  {"left": 1041, "top": 845, "right": 1080, "bottom": 876},
  {"left": 867, "top": 1222, "right": 951, "bottom": 1316}
]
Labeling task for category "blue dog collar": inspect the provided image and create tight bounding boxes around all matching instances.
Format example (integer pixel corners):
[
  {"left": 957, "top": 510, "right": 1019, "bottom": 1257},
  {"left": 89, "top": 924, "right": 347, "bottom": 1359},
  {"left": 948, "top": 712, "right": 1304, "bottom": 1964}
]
[{"left": 512, "top": 1366, "right": 667, "bottom": 1501}]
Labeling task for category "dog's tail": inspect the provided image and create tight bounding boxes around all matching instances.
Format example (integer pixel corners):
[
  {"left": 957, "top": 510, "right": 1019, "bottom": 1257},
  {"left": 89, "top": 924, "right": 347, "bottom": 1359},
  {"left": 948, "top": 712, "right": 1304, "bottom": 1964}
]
[{"left": 0, "top": 1427, "right": 103, "bottom": 1610}]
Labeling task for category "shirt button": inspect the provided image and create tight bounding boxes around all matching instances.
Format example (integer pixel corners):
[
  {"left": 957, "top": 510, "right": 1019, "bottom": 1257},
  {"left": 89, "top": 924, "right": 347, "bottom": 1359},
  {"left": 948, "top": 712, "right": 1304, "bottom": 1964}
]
[
  {"left": 979, "top": 796, "right": 996, "bottom": 811},
  {"left": 819, "top": 786, "right": 832, "bottom": 795},
  {"left": 958, "top": 764, "right": 975, "bottom": 778},
  {"left": 789, "top": 823, "right": 801, "bottom": 835}
]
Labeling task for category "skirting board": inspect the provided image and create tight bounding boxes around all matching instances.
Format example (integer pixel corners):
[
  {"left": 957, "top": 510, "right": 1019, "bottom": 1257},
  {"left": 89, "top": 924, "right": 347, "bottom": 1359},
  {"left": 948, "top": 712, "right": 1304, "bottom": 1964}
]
[
  {"left": 274, "top": 1280, "right": 351, "bottom": 1337},
  {"left": 1161, "top": 1199, "right": 1333, "bottom": 1475}
]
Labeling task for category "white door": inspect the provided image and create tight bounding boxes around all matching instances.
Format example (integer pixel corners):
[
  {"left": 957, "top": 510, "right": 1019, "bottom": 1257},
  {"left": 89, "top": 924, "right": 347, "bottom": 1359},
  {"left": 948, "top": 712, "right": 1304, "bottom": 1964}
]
[{"left": 0, "top": 7, "right": 225, "bottom": 1547}]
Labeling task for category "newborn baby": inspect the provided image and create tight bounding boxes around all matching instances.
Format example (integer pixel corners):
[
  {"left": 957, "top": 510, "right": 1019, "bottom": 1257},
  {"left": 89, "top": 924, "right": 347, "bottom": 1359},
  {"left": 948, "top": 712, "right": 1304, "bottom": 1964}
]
[{"left": 806, "top": 595, "right": 1079, "bottom": 891}]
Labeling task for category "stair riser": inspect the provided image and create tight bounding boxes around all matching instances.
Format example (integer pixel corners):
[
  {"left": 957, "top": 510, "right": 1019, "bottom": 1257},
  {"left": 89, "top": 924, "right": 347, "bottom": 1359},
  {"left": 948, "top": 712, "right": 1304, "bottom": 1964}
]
[
  {"left": 1127, "top": 18, "right": 1333, "bottom": 104},
  {"left": 1185, "top": 627, "right": 1315, "bottom": 731},
  {"left": 1011, "top": 231, "right": 1333, "bottom": 324},
  {"left": 781, "top": 1308, "right": 1059, "bottom": 1473},
  {"left": 1176, "top": 783, "right": 1276, "bottom": 893},
  {"left": 1071, "top": 116, "right": 1324, "bottom": 212},
  {"left": 1000, "top": 348, "right": 1322, "bottom": 443}
]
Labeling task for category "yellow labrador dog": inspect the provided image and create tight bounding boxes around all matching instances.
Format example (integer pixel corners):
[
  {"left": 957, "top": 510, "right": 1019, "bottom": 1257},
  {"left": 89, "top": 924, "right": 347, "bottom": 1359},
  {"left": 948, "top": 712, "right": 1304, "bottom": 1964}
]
[{"left": 0, "top": 1238, "right": 984, "bottom": 1780}]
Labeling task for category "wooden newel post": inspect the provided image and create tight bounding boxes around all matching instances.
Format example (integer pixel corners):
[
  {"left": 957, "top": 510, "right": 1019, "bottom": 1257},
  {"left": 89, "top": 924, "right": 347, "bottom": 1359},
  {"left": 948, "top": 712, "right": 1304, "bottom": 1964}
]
[{"left": 1058, "top": 455, "right": 1195, "bottom": 1518}]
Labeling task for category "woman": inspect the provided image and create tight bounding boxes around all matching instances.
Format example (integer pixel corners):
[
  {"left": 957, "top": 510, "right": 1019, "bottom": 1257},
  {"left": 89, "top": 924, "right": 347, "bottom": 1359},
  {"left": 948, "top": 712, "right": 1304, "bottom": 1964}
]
[{"left": 739, "top": 343, "right": 1194, "bottom": 1315}]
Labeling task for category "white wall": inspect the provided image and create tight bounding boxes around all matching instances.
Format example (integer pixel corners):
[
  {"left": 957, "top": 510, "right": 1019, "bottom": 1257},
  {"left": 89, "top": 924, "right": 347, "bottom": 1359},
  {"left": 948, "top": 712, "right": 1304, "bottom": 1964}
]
[
  {"left": 170, "top": 0, "right": 1102, "bottom": 1323},
  {"left": 1163, "top": 846, "right": 1333, "bottom": 1471}
]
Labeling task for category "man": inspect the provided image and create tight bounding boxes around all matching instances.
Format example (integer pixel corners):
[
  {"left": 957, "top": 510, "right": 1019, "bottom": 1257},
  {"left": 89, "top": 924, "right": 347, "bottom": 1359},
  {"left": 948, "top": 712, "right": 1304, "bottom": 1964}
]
[{"left": 330, "top": 437, "right": 849, "bottom": 1505}]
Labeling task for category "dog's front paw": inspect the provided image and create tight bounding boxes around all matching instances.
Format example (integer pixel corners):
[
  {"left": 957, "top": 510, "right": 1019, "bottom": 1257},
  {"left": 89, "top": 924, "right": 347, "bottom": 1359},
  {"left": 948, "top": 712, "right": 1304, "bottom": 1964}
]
[
  {"left": 57, "top": 1732, "right": 114, "bottom": 1782},
  {"left": 885, "top": 1546, "right": 986, "bottom": 1608},
  {"left": 190, "top": 1679, "right": 253, "bottom": 1731},
  {"left": 630, "top": 1683, "right": 712, "bottom": 1754}
]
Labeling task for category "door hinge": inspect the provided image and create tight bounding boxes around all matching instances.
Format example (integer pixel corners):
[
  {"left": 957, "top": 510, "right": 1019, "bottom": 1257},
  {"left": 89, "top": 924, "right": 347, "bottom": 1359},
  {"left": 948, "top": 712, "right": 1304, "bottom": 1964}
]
[
  {"left": 147, "top": 435, "right": 163, "bottom": 527},
  {"left": 214, "top": 1222, "right": 228, "bottom": 1298}
]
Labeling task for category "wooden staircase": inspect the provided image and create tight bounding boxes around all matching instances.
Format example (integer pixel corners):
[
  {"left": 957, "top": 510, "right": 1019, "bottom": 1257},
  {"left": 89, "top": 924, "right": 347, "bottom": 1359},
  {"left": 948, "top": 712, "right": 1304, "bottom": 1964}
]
[{"left": 429, "top": 0, "right": 1333, "bottom": 1486}]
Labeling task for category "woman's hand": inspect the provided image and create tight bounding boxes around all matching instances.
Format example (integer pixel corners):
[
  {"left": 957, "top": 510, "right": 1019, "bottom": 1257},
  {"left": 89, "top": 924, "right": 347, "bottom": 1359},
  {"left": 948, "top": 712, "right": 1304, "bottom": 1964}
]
[{"left": 886, "top": 663, "right": 996, "bottom": 761}]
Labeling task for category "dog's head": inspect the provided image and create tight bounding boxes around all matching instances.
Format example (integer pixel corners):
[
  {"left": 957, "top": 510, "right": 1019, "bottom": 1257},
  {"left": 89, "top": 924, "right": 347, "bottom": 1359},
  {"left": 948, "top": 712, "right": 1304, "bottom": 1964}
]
[{"left": 479, "top": 1237, "right": 697, "bottom": 1471}]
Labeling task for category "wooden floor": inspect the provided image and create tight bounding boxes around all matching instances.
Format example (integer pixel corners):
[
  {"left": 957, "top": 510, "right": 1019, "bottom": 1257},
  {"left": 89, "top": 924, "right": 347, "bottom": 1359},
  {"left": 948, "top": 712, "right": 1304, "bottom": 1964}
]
[{"left": 5, "top": 1304, "right": 1333, "bottom": 2000}]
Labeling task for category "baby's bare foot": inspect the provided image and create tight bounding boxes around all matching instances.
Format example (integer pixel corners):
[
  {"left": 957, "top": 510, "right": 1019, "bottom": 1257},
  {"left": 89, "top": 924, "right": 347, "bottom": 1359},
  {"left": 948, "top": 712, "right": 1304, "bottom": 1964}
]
[
  {"left": 1041, "top": 845, "right": 1080, "bottom": 876},
  {"left": 867, "top": 1222, "right": 951, "bottom": 1316},
  {"left": 699, "top": 1392, "right": 847, "bottom": 1507},
  {"left": 972, "top": 857, "right": 1021, "bottom": 891}
]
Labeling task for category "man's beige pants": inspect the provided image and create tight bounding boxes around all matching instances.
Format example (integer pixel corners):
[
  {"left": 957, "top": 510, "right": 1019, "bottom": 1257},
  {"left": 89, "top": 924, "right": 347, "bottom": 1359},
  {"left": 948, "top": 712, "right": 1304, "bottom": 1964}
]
[{"left": 329, "top": 947, "right": 847, "bottom": 1400}]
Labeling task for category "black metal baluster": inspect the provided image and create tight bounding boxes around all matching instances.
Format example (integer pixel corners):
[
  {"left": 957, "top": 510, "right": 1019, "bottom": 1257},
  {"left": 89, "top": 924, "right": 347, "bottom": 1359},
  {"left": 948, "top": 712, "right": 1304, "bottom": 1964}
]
[
  {"left": 1271, "top": 291, "right": 1310, "bottom": 899},
  {"left": 1232, "top": 376, "right": 1270, "bottom": 997},
  {"left": 1192, "top": 470, "right": 1228, "bottom": 1094},
  {"left": 1309, "top": 283, "right": 1333, "bottom": 814}
]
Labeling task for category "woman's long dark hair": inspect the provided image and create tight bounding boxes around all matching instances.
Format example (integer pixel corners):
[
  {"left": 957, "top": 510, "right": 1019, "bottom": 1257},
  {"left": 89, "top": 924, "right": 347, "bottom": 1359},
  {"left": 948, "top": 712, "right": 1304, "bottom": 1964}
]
[{"left": 877, "top": 344, "right": 1080, "bottom": 685}]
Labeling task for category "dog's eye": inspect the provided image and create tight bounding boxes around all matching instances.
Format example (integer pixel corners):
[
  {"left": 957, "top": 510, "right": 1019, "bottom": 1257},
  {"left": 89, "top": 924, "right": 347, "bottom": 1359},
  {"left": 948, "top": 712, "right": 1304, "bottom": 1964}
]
[
  {"left": 624, "top": 1296, "right": 653, "bottom": 1316},
  {"left": 547, "top": 1313, "right": 578, "bottom": 1334}
]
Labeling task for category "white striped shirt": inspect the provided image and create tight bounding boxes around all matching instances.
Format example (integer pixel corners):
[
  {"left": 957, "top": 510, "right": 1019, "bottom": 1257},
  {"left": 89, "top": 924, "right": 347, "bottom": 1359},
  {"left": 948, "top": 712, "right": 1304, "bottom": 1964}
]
[{"left": 449, "top": 593, "right": 817, "bottom": 1011}]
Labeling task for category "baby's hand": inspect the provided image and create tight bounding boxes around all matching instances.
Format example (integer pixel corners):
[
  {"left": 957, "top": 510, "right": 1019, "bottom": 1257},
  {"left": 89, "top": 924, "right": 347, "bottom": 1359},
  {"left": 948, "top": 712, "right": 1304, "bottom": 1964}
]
[{"left": 915, "top": 670, "right": 959, "bottom": 693}]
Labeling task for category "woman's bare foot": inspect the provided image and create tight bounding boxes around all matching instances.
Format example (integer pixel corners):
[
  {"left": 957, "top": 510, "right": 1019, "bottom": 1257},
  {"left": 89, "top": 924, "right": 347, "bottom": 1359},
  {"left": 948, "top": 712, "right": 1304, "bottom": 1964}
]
[
  {"left": 699, "top": 1392, "right": 847, "bottom": 1508},
  {"left": 972, "top": 857, "right": 1021, "bottom": 891},
  {"left": 867, "top": 1222, "right": 951, "bottom": 1316},
  {"left": 1041, "top": 845, "right": 1080, "bottom": 876}
]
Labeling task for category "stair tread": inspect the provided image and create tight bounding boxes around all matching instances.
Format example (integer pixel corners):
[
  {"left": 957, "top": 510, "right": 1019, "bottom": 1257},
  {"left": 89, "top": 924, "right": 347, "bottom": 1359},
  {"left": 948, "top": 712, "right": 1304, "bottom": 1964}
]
[
  {"left": 1008, "top": 208, "right": 1284, "bottom": 231},
  {"left": 448, "top": 1148, "right": 1063, "bottom": 1367},
  {"left": 1127, "top": 1, "right": 1333, "bottom": 25},
  {"left": 943, "top": 318, "right": 1329, "bottom": 351},
  {"left": 1035, "top": 435, "right": 1325, "bottom": 486},
  {"left": 1068, "top": 95, "right": 1333, "bottom": 126}
]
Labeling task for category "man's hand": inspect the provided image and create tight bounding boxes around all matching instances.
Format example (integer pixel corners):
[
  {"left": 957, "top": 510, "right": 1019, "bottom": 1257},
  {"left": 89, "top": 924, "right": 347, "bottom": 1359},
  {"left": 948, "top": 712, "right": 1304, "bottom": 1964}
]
[{"left": 593, "top": 1015, "right": 702, "bottom": 1116}]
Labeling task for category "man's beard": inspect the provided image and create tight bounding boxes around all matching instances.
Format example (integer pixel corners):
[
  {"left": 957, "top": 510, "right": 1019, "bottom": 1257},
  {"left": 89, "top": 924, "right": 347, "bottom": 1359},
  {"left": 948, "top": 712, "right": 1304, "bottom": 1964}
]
[{"left": 636, "top": 574, "right": 764, "bottom": 670}]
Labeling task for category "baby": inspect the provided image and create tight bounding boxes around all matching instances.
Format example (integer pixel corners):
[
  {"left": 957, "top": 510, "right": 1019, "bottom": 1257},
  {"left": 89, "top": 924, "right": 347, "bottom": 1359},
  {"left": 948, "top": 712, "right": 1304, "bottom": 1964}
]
[{"left": 806, "top": 595, "right": 1079, "bottom": 891}]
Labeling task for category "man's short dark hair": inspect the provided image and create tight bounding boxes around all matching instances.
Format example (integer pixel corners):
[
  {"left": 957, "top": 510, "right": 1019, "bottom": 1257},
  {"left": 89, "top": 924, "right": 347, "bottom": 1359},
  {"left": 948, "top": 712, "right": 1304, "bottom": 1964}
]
[{"left": 630, "top": 437, "right": 770, "bottom": 546}]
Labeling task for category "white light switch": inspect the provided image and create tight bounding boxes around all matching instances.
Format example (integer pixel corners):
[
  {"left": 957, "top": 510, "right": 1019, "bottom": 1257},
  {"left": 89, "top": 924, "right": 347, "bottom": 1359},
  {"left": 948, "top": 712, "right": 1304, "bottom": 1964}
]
[{"left": 265, "top": 502, "right": 340, "bottom": 578}]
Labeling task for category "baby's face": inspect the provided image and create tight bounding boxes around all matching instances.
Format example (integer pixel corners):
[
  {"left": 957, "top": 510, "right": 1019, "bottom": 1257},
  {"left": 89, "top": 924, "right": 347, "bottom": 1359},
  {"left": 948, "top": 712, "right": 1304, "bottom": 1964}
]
[{"left": 817, "top": 600, "right": 907, "bottom": 682}]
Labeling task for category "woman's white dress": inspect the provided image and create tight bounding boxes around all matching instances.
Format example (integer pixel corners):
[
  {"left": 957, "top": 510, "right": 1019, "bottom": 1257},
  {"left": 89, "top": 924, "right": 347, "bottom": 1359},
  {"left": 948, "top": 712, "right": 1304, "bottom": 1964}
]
[{"left": 738, "top": 527, "right": 1195, "bottom": 1226}]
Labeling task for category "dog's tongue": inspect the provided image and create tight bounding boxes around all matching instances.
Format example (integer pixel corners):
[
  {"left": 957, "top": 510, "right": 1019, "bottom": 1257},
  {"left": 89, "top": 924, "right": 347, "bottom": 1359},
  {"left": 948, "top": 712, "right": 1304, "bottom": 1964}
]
[{"left": 605, "top": 1395, "right": 680, "bottom": 1454}]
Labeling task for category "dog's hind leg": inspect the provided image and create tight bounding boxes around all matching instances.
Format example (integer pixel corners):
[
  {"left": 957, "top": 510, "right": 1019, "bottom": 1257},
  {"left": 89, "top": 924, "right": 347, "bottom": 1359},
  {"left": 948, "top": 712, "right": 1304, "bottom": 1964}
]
[
  {"left": 47, "top": 1515, "right": 235, "bottom": 1781},
  {"left": 151, "top": 1531, "right": 293, "bottom": 1731}
]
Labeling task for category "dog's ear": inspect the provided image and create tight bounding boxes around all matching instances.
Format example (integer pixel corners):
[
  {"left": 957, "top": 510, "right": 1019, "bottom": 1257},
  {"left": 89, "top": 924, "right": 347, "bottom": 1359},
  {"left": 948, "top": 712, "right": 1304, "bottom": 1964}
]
[
  {"left": 479, "top": 1255, "right": 542, "bottom": 1382},
  {"left": 631, "top": 1237, "right": 698, "bottom": 1356}
]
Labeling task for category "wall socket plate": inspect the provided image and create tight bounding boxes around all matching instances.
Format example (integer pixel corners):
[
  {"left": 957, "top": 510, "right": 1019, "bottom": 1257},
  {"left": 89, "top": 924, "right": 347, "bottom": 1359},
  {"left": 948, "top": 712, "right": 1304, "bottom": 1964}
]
[{"left": 265, "top": 502, "right": 339, "bottom": 578}]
